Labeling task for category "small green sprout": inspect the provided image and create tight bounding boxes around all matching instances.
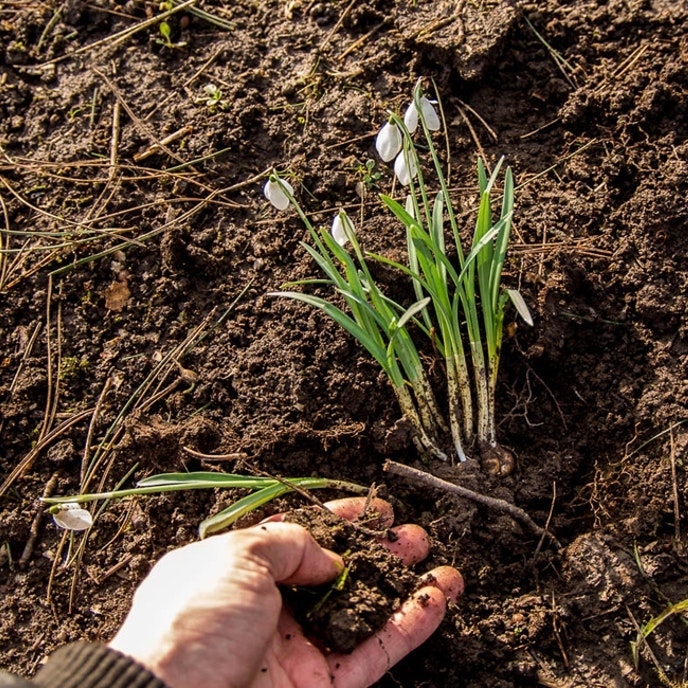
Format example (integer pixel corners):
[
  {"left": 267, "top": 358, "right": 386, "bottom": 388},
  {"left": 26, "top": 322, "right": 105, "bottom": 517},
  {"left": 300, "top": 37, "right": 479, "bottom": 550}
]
[
  {"left": 196, "top": 84, "right": 228, "bottom": 112},
  {"left": 355, "top": 159, "right": 382, "bottom": 194},
  {"left": 155, "top": 4, "right": 187, "bottom": 50},
  {"left": 268, "top": 80, "right": 533, "bottom": 472}
]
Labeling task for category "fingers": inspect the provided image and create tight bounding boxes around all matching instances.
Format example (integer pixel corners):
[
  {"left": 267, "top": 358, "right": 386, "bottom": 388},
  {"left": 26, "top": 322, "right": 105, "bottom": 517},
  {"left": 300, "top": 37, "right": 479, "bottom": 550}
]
[
  {"left": 323, "top": 497, "right": 395, "bottom": 528},
  {"left": 264, "top": 498, "right": 430, "bottom": 566},
  {"left": 239, "top": 522, "right": 344, "bottom": 587},
  {"left": 328, "top": 566, "right": 463, "bottom": 688},
  {"left": 381, "top": 524, "right": 430, "bottom": 565},
  {"left": 264, "top": 497, "right": 394, "bottom": 529}
]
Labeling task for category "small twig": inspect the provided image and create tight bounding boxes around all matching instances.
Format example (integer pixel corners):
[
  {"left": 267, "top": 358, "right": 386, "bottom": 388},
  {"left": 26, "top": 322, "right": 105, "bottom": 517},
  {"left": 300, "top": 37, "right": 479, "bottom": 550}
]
[
  {"left": 384, "top": 460, "right": 560, "bottom": 548},
  {"left": 337, "top": 20, "right": 386, "bottom": 60},
  {"left": 455, "top": 97, "right": 498, "bottom": 142},
  {"left": 455, "top": 103, "right": 489, "bottom": 172},
  {"left": 319, "top": 0, "right": 357, "bottom": 50},
  {"left": 19, "top": 472, "right": 60, "bottom": 566},
  {"left": 82, "top": 376, "right": 112, "bottom": 484},
  {"left": 534, "top": 481, "right": 557, "bottom": 559},
  {"left": 669, "top": 427, "right": 682, "bottom": 551},
  {"left": 133, "top": 125, "right": 193, "bottom": 162},
  {"left": 88, "top": 554, "right": 133, "bottom": 585},
  {"left": 108, "top": 100, "right": 121, "bottom": 181},
  {"left": 93, "top": 68, "right": 189, "bottom": 168},
  {"left": 40, "top": 0, "right": 197, "bottom": 65},
  {"left": 182, "top": 446, "right": 247, "bottom": 461},
  {"left": 0, "top": 191, "right": 11, "bottom": 290},
  {"left": 0, "top": 407, "right": 94, "bottom": 497}
]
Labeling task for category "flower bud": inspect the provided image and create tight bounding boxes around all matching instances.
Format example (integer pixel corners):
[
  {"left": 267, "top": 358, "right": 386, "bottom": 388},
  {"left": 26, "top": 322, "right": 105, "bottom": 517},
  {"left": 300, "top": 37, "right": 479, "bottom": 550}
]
[
  {"left": 263, "top": 177, "right": 294, "bottom": 211},
  {"left": 394, "top": 150, "right": 418, "bottom": 186},
  {"left": 375, "top": 121, "right": 402, "bottom": 162},
  {"left": 332, "top": 211, "right": 355, "bottom": 247},
  {"left": 404, "top": 97, "right": 440, "bottom": 133}
]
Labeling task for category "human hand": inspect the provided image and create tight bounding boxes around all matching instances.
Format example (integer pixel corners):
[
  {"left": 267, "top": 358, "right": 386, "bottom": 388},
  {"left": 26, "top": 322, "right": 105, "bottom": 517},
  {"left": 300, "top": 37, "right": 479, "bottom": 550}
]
[{"left": 108, "top": 497, "right": 463, "bottom": 688}]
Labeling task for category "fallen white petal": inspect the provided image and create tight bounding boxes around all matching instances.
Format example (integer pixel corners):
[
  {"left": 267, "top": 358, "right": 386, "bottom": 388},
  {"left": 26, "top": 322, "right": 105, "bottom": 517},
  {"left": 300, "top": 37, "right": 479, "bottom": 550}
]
[
  {"left": 52, "top": 504, "right": 93, "bottom": 531},
  {"left": 375, "top": 121, "right": 402, "bottom": 162},
  {"left": 263, "top": 178, "right": 294, "bottom": 211}
]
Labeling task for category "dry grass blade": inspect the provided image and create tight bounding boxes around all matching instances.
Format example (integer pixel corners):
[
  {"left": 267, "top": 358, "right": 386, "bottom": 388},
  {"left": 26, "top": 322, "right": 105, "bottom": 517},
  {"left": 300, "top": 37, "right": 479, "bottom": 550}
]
[
  {"left": 40, "top": 0, "right": 197, "bottom": 65},
  {"left": 0, "top": 407, "right": 95, "bottom": 497}
]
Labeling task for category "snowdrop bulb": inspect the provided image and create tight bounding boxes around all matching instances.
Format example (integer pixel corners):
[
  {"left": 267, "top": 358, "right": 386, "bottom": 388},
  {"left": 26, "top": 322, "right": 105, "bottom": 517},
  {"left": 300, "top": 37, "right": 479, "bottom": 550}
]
[
  {"left": 264, "top": 177, "right": 294, "bottom": 211},
  {"left": 375, "top": 121, "right": 402, "bottom": 162},
  {"left": 52, "top": 503, "right": 93, "bottom": 531}
]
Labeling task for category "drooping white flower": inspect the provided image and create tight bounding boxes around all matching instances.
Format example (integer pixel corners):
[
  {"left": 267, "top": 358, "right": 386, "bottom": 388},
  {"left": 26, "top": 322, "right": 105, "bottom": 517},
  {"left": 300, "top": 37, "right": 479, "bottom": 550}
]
[
  {"left": 404, "top": 97, "right": 440, "bottom": 134},
  {"left": 394, "top": 150, "right": 418, "bottom": 186},
  {"left": 332, "top": 211, "right": 355, "bottom": 247},
  {"left": 51, "top": 503, "right": 93, "bottom": 531},
  {"left": 263, "top": 177, "right": 294, "bottom": 211},
  {"left": 375, "top": 121, "right": 402, "bottom": 162}
]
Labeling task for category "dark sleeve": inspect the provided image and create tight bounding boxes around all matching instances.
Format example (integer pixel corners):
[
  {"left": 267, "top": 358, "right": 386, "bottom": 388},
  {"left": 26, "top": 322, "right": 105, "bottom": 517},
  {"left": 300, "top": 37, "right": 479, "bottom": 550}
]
[{"left": 2, "top": 642, "right": 168, "bottom": 688}]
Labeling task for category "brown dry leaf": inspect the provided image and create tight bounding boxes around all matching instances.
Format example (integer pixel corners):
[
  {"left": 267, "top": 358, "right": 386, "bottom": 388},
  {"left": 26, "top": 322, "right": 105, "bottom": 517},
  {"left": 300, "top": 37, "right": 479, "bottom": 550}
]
[{"left": 104, "top": 279, "right": 131, "bottom": 312}]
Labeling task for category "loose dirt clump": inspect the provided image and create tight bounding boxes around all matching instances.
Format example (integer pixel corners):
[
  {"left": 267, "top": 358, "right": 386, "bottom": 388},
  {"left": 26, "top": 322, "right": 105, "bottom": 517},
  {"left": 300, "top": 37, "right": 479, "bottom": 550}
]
[{"left": 282, "top": 507, "right": 416, "bottom": 654}]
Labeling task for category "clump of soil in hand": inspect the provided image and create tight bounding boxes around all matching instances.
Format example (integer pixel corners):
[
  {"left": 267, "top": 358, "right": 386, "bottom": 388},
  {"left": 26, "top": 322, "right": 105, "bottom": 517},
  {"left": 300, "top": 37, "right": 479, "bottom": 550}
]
[{"left": 282, "top": 507, "right": 417, "bottom": 653}]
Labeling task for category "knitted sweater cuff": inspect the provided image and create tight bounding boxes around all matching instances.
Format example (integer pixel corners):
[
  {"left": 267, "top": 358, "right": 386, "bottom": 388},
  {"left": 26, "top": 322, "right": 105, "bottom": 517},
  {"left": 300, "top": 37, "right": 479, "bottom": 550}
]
[{"left": 34, "top": 642, "right": 168, "bottom": 688}]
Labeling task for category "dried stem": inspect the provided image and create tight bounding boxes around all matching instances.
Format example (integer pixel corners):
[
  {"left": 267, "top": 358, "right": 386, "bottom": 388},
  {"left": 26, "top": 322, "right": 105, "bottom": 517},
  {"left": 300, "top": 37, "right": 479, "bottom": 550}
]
[{"left": 383, "top": 460, "right": 560, "bottom": 548}]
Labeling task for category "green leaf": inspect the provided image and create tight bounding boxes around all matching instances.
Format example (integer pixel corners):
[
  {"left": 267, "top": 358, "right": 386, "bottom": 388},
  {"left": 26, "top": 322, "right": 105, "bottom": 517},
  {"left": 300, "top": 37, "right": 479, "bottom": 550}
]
[
  {"left": 274, "top": 291, "right": 390, "bottom": 372},
  {"left": 198, "top": 477, "right": 367, "bottom": 538},
  {"left": 396, "top": 297, "right": 432, "bottom": 331},
  {"left": 199, "top": 483, "right": 289, "bottom": 538},
  {"left": 136, "top": 472, "right": 274, "bottom": 489}
]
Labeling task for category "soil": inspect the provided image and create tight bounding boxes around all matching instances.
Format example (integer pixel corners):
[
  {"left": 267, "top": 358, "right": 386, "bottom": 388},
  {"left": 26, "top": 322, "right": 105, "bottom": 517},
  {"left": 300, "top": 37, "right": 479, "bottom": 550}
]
[
  {"left": 1, "top": 1, "right": 687, "bottom": 687},
  {"left": 282, "top": 506, "right": 416, "bottom": 654}
]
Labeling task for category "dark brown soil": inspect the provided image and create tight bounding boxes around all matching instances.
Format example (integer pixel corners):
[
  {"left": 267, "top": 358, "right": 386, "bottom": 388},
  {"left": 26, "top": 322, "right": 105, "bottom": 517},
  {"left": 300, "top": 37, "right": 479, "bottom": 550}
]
[
  {"left": 283, "top": 506, "right": 416, "bottom": 654},
  {"left": 1, "top": 1, "right": 687, "bottom": 687}
]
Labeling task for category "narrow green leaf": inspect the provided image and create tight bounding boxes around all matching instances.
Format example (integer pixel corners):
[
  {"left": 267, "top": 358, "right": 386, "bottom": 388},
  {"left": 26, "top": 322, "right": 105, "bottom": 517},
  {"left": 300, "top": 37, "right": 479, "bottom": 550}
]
[
  {"left": 199, "top": 483, "right": 289, "bottom": 538},
  {"left": 396, "top": 297, "right": 432, "bottom": 330},
  {"left": 137, "top": 472, "right": 275, "bottom": 488}
]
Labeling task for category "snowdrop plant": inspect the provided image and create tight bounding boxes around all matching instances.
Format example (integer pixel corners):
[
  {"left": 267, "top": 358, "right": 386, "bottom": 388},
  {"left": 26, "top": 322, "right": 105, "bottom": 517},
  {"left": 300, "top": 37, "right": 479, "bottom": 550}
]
[
  {"left": 43, "top": 472, "right": 367, "bottom": 538},
  {"left": 271, "top": 81, "right": 532, "bottom": 471}
]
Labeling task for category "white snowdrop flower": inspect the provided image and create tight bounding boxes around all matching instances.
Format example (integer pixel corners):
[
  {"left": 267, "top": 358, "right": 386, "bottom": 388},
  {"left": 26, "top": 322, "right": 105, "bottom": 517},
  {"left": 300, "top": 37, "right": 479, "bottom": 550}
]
[
  {"left": 394, "top": 150, "right": 418, "bottom": 186},
  {"left": 52, "top": 503, "right": 93, "bottom": 531},
  {"left": 332, "top": 211, "right": 355, "bottom": 247},
  {"left": 375, "top": 121, "right": 402, "bottom": 162},
  {"left": 263, "top": 177, "right": 294, "bottom": 211},
  {"left": 404, "top": 97, "right": 440, "bottom": 133}
]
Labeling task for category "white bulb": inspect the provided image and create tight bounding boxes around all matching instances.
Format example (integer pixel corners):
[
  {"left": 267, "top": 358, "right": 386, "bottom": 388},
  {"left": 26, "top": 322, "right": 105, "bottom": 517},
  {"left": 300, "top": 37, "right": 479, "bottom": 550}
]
[
  {"left": 263, "top": 178, "right": 294, "bottom": 211},
  {"left": 375, "top": 121, "right": 402, "bottom": 162},
  {"left": 52, "top": 503, "right": 93, "bottom": 531}
]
